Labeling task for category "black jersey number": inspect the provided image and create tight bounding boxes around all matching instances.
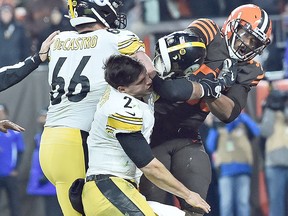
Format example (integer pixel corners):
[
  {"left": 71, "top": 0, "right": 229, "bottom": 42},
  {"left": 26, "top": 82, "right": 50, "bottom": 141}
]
[
  {"left": 50, "top": 56, "right": 91, "bottom": 105},
  {"left": 124, "top": 96, "right": 133, "bottom": 108}
]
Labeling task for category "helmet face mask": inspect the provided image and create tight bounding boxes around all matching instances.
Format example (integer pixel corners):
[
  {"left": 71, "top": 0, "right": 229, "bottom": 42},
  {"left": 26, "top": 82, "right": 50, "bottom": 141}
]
[
  {"left": 222, "top": 4, "right": 272, "bottom": 62},
  {"left": 154, "top": 31, "right": 206, "bottom": 79},
  {"left": 67, "top": 0, "right": 127, "bottom": 28}
]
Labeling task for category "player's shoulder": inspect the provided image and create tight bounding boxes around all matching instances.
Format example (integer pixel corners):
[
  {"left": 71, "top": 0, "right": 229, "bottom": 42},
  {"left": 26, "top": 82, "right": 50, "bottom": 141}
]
[
  {"left": 109, "top": 28, "right": 140, "bottom": 38},
  {"left": 186, "top": 18, "right": 220, "bottom": 44},
  {"left": 188, "top": 18, "right": 218, "bottom": 31},
  {"left": 238, "top": 60, "right": 265, "bottom": 86}
]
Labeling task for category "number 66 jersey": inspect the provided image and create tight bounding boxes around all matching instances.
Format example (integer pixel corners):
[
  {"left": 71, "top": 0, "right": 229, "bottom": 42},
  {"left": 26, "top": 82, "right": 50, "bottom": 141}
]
[{"left": 45, "top": 28, "right": 145, "bottom": 132}]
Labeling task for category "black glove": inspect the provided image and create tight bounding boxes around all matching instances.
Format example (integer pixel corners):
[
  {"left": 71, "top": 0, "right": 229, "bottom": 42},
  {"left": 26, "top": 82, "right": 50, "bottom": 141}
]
[
  {"left": 199, "top": 74, "right": 224, "bottom": 98},
  {"left": 187, "top": 74, "right": 200, "bottom": 82},
  {"left": 218, "top": 58, "right": 237, "bottom": 88}
]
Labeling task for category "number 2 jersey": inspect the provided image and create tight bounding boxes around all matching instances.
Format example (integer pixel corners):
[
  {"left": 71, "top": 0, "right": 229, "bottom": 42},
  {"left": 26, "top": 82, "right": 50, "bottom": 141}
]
[
  {"left": 45, "top": 29, "right": 145, "bottom": 132},
  {"left": 86, "top": 86, "right": 155, "bottom": 181}
]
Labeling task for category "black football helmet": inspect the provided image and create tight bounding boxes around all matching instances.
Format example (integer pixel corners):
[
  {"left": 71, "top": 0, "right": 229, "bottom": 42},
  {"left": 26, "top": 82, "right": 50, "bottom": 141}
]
[
  {"left": 154, "top": 31, "right": 206, "bottom": 79},
  {"left": 67, "top": 0, "right": 127, "bottom": 28}
]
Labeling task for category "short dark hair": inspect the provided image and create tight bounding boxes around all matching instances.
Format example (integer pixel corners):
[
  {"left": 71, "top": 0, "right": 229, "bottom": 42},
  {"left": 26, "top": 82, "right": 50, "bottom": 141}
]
[{"left": 104, "top": 55, "right": 145, "bottom": 89}]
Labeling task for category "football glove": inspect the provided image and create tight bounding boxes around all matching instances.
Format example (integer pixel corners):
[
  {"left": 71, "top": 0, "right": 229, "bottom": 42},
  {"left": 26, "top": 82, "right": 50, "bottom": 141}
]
[
  {"left": 218, "top": 58, "right": 237, "bottom": 88},
  {"left": 199, "top": 74, "right": 224, "bottom": 98}
]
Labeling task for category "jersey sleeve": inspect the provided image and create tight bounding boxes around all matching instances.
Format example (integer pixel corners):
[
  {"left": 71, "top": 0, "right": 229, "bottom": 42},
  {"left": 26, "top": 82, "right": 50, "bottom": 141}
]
[
  {"left": 237, "top": 60, "right": 265, "bottom": 87},
  {"left": 117, "top": 30, "right": 145, "bottom": 55},
  {"left": 186, "top": 18, "right": 220, "bottom": 45},
  {"left": 106, "top": 96, "right": 144, "bottom": 136},
  {"left": 0, "top": 55, "right": 41, "bottom": 92}
]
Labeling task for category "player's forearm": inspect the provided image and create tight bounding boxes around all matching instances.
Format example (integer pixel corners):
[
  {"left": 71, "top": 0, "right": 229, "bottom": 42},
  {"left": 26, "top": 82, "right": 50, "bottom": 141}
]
[
  {"left": 141, "top": 158, "right": 191, "bottom": 200},
  {"left": 206, "top": 95, "right": 235, "bottom": 121},
  {"left": 152, "top": 75, "right": 203, "bottom": 101},
  {"left": 0, "top": 54, "right": 42, "bottom": 92}
]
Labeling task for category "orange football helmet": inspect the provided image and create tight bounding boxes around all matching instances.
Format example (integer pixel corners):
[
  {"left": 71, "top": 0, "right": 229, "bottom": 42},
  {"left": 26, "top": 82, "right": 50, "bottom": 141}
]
[{"left": 222, "top": 4, "right": 272, "bottom": 61}]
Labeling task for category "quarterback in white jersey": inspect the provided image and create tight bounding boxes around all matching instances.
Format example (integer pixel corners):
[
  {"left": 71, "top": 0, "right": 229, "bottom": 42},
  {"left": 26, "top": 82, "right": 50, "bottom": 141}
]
[
  {"left": 81, "top": 55, "right": 211, "bottom": 216},
  {"left": 38, "top": 1, "right": 154, "bottom": 215}
]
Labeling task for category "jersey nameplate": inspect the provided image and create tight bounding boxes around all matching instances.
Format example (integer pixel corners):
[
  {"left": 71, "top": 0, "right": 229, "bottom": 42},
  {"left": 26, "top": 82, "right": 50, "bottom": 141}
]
[{"left": 53, "top": 36, "right": 98, "bottom": 51}]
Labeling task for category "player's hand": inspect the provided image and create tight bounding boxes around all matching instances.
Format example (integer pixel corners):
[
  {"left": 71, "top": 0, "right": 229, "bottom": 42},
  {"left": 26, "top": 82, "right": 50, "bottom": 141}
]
[
  {"left": 218, "top": 58, "right": 237, "bottom": 88},
  {"left": 0, "top": 120, "right": 25, "bottom": 133},
  {"left": 39, "top": 30, "right": 60, "bottom": 62},
  {"left": 199, "top": 74, "right": 224, "bottom": 98},
  {"left": 185, "top": 191, "right": 211, "bottom": 214}
]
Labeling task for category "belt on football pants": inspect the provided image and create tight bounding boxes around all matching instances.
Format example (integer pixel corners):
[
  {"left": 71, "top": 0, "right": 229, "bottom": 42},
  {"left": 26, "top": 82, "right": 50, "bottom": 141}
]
[{"left": 86, "top": 174, "right": 138, "bottom": 188}]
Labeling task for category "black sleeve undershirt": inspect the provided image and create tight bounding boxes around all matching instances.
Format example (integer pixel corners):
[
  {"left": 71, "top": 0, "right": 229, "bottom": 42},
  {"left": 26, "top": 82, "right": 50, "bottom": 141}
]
[
  {"left": 152, "top": 75, "right": 193, "bottom": 102},
  {"left": 116, "top": 132, "right": 154, "bottom": 168}
]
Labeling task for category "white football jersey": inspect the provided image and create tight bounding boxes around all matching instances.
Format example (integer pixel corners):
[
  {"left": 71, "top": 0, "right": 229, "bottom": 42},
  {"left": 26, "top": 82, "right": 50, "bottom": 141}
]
[
  {"left": 45, "top": 29, "right": 145, "bottom": 132},
  {"left": 86, "top": 86, "right": 155, "bottom": 181}
]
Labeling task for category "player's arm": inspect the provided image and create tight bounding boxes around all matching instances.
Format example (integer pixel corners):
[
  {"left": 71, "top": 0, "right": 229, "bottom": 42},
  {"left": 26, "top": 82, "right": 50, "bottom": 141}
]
[
  {"left": 206, "top": 83, "right": 250, "bottom": 123},
  {"left": 0, "top": 31, "right": 59, "bottom": 92},
  {"left": 152, "top": 59, "right": 236, "bottom": 102},
  {"left": 207, "top": 61, "right": 261, "bottom": 123},
  {"left": 152, "top": 75, "right": 203, "bottom": 101},
  {"left": 116, "top": 132, "right": 211, "bottom": 213}
]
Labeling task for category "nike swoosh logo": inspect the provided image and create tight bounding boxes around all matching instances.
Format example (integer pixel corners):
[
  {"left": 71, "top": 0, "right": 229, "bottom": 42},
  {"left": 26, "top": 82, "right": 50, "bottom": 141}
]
[{"left": 126, "top": 111, "right": 136, "bottom": 116}]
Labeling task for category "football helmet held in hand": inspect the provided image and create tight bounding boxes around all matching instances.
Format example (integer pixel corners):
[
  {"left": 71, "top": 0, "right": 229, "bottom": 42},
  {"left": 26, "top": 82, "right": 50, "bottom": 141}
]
[
  {"left": 222, "top": 4, "right": 272, "bottom": 62},
  {"left": 67, "top": 0, "right": 127, "bottom": 28},
  {"left": 154, "top": 31, "right": 206, "bottom": 79}
]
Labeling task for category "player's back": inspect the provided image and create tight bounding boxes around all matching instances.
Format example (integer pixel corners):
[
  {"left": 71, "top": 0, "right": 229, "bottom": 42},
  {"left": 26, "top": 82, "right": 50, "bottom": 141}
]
[{"left": 45, "top": 29, "right": 142, "bottom": 132}]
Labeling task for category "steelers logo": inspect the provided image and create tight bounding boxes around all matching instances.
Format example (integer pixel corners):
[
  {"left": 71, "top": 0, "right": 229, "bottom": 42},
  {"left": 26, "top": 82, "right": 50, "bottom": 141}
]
[{"left": 179, "top": 49, "right": 186, "bottom": 55}]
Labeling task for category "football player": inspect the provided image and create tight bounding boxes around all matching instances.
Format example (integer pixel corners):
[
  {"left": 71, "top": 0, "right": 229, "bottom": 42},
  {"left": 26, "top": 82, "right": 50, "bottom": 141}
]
[
  {"left": 39, "top": 1, "right": 154, "bottom": 215},
  {"left": 82, "top": 54, "right": 210, "bottom": 216},
  {"left": 140, "top": 4, "right": 272, "bottom": 216}
]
